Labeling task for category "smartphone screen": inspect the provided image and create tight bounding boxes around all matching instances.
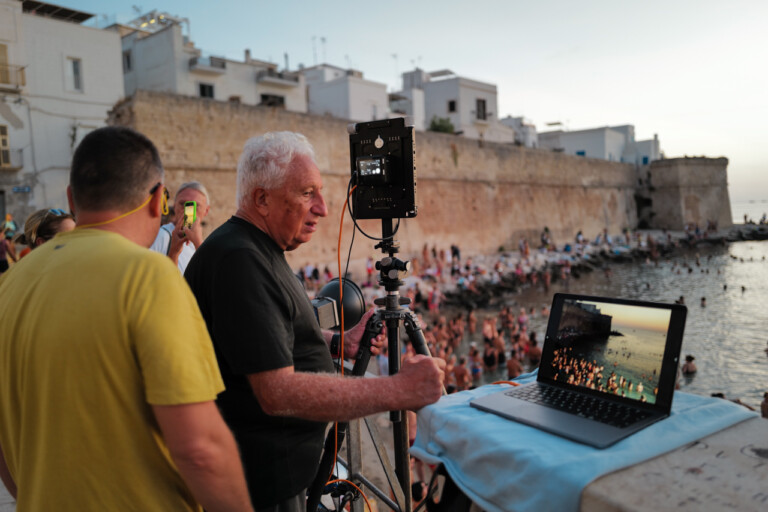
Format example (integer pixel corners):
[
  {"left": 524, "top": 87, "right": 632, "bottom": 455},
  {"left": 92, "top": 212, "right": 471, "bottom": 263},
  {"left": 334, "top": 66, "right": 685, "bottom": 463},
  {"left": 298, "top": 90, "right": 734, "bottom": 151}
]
[{"left": 183, "top": 201, "right": 197, "bottom": 229}]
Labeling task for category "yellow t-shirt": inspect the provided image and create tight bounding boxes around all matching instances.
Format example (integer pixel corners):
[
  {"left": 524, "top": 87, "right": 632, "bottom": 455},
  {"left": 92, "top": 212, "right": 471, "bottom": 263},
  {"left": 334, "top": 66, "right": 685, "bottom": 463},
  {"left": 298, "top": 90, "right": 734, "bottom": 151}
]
[{"left": 0, "top": 228, "right": 225, "bottom": 511}]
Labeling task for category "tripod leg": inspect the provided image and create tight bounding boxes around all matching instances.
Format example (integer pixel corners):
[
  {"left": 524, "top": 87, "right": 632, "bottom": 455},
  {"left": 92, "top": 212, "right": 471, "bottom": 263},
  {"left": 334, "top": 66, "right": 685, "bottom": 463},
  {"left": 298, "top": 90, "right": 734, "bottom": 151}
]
[
  {"left": 404, "top": 311, "right": 432, "bottom": 357},
  {"left": 306, "top": 312, "right": 382, "bottom": 512},
  {"left": 385, "top": 311, "right": 413, "bottom": 512}
]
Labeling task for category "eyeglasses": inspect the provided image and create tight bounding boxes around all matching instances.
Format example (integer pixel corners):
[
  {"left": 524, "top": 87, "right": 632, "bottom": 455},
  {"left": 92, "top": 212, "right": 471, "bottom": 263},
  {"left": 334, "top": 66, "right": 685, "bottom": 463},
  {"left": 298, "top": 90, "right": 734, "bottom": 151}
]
[{"left": 150, "top": 182, "right": 170, "bottom": 216}]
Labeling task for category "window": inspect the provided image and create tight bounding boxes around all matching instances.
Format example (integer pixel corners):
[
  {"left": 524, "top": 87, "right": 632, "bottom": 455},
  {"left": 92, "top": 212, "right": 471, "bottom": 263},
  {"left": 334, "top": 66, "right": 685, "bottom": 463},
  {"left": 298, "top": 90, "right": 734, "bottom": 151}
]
[
  {"left": 0, "top": 125, "right": 9, "bottom": 167},
  {"left": 259, "top": 94, "right": 285, "bottom": 108},
  {"left": 0, "top": 44, "right": 9, "bottom": 84},
  {"left": 122, "top": 50, "right": 132, "bottom": 73},
  {"left": 475, "top": 99, "right": 487, "bottom": 121},
  {"left": 199, "top": 83, "right": 214, "bottom": 98},
  {"left": 65, "top": 57, "right": 83, "bottom": 92},
  {"left": 447, "top": 100, "right": 456, "bottom": 113},
  {"left": 576, "top": 150, "right": 586, "bottom": 157},
  {"left": 642, "top": 156, "right": 649, "bottom": 165}
]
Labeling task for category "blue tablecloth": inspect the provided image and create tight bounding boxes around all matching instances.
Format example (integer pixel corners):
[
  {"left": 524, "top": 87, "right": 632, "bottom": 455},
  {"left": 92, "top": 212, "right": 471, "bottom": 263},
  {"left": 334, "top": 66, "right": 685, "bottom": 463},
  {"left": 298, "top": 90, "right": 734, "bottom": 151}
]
[{"left": 411, "top": 372, "right": 757, "bottom": 512}]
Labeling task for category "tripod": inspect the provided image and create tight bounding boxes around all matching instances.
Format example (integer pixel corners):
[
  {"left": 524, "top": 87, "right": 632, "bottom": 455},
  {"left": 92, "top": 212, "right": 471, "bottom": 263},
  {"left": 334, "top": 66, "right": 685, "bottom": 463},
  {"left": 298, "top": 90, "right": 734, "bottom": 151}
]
[{"left": 307, "top": 219, "right": 434, "bottom": 512}]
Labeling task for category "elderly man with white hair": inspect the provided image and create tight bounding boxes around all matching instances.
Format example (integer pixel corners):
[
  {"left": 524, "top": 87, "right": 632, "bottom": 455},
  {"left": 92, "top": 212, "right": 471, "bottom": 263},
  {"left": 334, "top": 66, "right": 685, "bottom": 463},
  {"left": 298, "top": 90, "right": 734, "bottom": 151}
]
[
  {"left": 150, "top": 180, "right": 211, "bottom": 273},
  {"left": 185, "top": 132, "right": 445, "bottom": 511}
]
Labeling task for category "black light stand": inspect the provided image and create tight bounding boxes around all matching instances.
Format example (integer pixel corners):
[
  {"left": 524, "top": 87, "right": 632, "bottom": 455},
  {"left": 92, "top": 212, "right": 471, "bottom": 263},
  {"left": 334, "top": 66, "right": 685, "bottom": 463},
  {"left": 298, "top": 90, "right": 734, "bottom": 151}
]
[{"left": 307, "top": 218, "right": 434, "bottom": 512}]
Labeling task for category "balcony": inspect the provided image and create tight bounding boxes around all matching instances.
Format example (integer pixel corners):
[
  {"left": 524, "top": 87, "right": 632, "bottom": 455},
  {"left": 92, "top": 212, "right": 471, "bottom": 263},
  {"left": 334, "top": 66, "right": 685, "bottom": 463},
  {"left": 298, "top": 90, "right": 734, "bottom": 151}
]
[
  {"left": 0, "top": 65, "right": 26, "bottom": 93},
  {"left": 256, "top": 69, "right": 300, "bottom": 88},
  {"left": 0, "top": 148, "right": 24, "bottom": 172},
  {"left": 189, "top": 56, "right": 226, "bottom": 75}
]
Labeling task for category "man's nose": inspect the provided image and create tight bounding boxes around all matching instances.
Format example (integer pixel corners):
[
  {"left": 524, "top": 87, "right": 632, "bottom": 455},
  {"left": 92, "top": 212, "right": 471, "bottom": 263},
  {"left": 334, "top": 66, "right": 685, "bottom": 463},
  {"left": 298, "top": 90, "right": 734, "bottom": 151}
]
[{"left": 312, "top": 191, "right": 328, "bottom": 217}]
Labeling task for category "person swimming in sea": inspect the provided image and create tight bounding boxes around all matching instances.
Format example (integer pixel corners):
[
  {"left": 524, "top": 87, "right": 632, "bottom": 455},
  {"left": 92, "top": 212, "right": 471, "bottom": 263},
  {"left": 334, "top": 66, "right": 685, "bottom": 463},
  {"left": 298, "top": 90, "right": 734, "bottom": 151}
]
[{"left": 681, "top": 354, "right": 697, "bottom": 375}]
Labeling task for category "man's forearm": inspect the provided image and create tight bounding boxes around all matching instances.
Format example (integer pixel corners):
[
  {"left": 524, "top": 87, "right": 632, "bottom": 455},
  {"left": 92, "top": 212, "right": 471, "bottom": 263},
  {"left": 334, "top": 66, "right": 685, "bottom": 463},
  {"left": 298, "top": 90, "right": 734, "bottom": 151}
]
[
  {"left": 171, "top": 429, "right": 253, "bottom": 512},
  {"left": 153, "top": 402, "right": 254, "bottom": 512},
  {"left": 249, "top": 356, "right": 442, "bottom": 422}
]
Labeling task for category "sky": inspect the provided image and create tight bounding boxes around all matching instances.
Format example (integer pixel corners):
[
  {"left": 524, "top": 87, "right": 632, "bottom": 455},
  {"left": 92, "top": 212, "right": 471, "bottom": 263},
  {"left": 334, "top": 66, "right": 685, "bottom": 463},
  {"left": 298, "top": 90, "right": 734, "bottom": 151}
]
[{"left": 69, "top": 0, "right": 768, "bottom": 201}]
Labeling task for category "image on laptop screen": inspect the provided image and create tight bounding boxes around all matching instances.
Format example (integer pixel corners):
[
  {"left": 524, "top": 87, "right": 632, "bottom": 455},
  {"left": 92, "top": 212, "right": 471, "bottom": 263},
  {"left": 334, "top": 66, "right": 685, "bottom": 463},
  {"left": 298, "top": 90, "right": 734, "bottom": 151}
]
[{"left": 546, "top": 298, "right": 672, "bottom": 405}]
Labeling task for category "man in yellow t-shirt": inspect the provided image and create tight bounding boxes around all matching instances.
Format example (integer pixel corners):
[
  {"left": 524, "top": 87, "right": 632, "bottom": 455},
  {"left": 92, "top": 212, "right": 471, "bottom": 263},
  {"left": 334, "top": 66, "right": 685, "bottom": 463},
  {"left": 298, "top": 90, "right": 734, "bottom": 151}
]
[{"left": 0, "top": 127, "right": 253, "bottom": 512}]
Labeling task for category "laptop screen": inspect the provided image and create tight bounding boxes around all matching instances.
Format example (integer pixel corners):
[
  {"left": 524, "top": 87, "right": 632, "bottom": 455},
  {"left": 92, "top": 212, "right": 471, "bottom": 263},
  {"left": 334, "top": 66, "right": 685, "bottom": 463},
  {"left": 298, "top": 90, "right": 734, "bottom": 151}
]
[{"left": 540, "top": 295, "right": 684, "bottom": 408}]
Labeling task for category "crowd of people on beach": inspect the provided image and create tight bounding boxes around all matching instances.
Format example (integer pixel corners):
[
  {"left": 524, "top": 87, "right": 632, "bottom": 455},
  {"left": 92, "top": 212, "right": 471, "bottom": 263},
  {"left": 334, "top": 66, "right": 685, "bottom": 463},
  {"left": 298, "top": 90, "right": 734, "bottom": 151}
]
[
  {"left": 550, "top": 347, "right": 656, "bottom": 402},
  {"left": 294, "top": 222, "right": 768, "bottom": 413}
]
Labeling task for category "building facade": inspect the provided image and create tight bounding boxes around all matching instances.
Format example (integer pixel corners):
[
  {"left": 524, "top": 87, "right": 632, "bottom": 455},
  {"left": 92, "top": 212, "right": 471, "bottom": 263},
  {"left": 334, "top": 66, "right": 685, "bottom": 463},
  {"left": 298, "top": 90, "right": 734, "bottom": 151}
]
[
  {"left": 499, "top": 115, "right": 538, "bottom": 148},
  {"left": 0, "top": 0, "right": 123, "bottom": 221},
  {"left": 301, "top": 64, "right": 389, "bottom": 122},
  {"left": 116, "top": 11, "right": 307, "bottom": 113},
  {"left": 399, "top": 68, "right": 515, "bottom": 143},
  {"left": 538, "top": 125, "right": 661, "bottom": 165}
]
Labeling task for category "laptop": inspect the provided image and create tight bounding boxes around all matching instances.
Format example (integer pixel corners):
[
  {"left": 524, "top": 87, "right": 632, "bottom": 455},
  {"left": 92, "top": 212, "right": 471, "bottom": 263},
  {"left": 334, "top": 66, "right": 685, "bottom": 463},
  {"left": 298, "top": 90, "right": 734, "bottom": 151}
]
[{"left": 470, "top": 293, "right": 687, "bottom": 448}]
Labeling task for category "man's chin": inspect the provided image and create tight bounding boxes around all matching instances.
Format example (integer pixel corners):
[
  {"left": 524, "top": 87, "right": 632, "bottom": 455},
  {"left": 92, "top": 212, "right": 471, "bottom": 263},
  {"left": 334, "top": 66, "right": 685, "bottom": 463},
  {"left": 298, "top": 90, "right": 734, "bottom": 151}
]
[{"left": 285, "top": 236, "right": 312, "bottom": 252}]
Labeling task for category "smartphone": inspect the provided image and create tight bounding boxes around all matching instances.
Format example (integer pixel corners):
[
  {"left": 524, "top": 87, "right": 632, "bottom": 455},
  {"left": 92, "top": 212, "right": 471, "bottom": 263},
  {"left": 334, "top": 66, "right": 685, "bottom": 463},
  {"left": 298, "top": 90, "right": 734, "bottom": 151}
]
[{"left": 183, "top": 201, "right": 197, "bottom": 229}]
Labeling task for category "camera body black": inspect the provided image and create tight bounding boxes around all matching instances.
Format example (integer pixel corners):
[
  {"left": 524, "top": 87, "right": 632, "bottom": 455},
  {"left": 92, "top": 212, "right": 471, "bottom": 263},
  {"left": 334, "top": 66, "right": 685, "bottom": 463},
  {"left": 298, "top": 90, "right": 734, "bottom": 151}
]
[{"left": 349, "top": 118, "right": 417, "bottom": 219}]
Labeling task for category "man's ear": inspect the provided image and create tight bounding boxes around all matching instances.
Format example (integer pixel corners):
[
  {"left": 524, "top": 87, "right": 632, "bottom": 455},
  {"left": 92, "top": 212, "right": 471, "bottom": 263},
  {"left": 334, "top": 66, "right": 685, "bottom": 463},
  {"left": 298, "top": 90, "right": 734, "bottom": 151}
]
[
  {"left": 66, "top": 186, "right": 77, "bottom": 220},
  {"left": 252, "top": 187, "right": 270, "bottom": 216},
  {"left": 148, "top": 185, "right": 165, "bottom": 218}
]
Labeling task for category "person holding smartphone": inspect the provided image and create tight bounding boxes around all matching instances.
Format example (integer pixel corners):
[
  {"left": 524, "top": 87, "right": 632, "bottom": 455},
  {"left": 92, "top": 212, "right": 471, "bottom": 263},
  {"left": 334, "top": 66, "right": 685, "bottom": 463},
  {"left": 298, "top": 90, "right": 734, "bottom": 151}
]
[{"left": 150, "top": 181, "right": 211, "bottom": 273}]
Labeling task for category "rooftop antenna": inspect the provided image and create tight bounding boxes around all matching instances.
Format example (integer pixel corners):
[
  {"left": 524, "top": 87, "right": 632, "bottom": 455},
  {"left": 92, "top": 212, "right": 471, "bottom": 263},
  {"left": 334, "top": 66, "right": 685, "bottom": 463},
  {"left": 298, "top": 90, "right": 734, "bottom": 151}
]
[
  {"left": 320, "top": 36, "right": 326, "bottom": 64},
  {"left": 312, "top": 36, "right": 318, "bottom": 65},
  {"left": 391, "top": 53, "right": 398, "bottom": 91},
  {"left": 345, "top": 54, "right": 351, "bottom": 69}
]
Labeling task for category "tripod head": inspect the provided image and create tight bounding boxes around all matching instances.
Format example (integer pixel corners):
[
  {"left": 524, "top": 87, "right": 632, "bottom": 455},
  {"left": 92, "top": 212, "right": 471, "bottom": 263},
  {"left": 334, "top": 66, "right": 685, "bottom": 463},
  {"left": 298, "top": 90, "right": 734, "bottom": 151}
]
[{"left": 374, "top": 219, "right": 411, "bottom": 294}]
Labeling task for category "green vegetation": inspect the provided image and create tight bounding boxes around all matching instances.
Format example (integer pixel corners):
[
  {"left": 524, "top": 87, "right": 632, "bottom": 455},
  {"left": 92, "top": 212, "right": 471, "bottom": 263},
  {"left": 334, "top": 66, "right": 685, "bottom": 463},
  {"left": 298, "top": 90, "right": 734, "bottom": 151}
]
[{"left": 429, "top": 116, "right": 455, "bottom": 134}]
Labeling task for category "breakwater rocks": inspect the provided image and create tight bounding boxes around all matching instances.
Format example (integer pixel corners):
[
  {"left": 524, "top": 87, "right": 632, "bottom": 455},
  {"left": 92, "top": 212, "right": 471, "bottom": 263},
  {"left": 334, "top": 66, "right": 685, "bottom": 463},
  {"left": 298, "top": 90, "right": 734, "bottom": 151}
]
[
  {"left": 725, "top": 224, "right": 768, "bottom": 242},
  {"left": 441, "top": 225, "right": 766, "bottom": 311}
]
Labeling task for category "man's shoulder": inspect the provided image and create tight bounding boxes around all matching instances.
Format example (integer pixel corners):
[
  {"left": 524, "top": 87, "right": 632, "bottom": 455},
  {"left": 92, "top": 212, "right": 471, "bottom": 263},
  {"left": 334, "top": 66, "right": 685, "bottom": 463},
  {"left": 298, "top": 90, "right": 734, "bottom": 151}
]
[
  {"left": 199, "top": 217, "right": 278, "bottom": 258},
  {"left": 188, "top": 217, "right": 280, "bottom": 280}
]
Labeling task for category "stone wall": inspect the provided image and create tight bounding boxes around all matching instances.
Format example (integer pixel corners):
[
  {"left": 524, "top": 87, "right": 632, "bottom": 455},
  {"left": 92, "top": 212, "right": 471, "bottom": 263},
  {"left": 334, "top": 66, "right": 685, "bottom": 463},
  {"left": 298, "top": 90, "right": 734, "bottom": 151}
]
[
  {"left": 649, "top": 157, "right": 732, "bottom": 230},
  {"left": 109, "top": 90, "right": 641, "bottom": 271}
]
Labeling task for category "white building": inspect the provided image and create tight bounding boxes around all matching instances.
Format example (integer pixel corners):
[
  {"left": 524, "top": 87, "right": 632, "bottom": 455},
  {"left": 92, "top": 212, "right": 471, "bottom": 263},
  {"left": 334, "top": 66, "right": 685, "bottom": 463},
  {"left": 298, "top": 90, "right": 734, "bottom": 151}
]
[
  {"left": 390, "top": 88, "right": 425, "bottom": 132},
  {"left": 499, "top": 116, "right": 538, "bottom": 148},
  {"left": 538, "top": 125, "right": 660, "bottom": 165},
  {"left": 301, "top": 64, "right": 389, "bottom": 122},
  {"left": 0, "top": 0, "right": 124, "bottom": 220},
  {"left": 115, "top": 11, "right": 307, "bottom": 112},
  {"left": 399, "top": 68, "right": 514, "bottom": 143}
]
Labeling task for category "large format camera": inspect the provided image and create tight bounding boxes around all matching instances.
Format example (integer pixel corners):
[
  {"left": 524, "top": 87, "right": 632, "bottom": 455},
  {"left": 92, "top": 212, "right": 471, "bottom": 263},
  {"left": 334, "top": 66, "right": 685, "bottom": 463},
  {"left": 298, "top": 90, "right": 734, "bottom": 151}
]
[{"left": 348, "top": 118, "right": 417, "bottom": 220}]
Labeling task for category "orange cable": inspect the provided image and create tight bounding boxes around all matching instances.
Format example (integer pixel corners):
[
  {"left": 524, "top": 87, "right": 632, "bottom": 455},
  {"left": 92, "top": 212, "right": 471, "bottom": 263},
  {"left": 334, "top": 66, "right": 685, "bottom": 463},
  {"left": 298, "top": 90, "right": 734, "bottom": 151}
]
[
  {"left": 325, "top": 479, "right": 373, "bottom": 512},
  {"left": 331, "top": 185, "right": 357, "bottom": 485}
]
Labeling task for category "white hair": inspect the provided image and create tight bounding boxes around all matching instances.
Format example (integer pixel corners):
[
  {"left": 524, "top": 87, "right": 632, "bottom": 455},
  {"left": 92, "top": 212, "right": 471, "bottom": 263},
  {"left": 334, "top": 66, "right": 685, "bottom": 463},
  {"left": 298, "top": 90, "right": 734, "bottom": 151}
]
[
  {"left": 176, "top": 181, "right": 210, "bottom": 204},
  {"left": 236, "top": 132, "right": 316, "bottom": 209}
]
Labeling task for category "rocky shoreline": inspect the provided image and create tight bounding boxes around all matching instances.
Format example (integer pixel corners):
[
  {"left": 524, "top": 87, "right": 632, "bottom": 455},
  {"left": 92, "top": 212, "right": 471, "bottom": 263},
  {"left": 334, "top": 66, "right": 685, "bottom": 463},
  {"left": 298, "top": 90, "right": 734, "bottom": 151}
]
[{"left": 439, "top": 224, "right": 768, "bottom": 312}]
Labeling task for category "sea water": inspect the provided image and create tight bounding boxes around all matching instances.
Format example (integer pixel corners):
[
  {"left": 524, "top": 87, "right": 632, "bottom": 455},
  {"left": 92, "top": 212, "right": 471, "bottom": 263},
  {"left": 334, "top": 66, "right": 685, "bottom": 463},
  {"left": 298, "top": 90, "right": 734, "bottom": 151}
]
[{"left": 487, "top": 240, "right": 768, "bottom": 409}]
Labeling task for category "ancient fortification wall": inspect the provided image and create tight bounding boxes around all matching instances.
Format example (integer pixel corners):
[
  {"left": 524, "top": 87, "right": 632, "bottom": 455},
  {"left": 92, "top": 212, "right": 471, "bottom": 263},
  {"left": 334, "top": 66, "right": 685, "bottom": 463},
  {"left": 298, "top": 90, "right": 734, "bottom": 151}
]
[
  {"left": 649, "top": 157, "right": 732, "bottom": 230},
  {"left": 108, "top": 90, "right": 641, "bottom": 270}
]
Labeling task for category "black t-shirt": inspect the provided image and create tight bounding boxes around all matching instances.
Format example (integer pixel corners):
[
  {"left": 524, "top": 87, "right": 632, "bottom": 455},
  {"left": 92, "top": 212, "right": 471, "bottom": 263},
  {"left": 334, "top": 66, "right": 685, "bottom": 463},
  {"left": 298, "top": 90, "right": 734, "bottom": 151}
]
[{"left": 185, "top": 216, "right": 334, "bottom": 507}]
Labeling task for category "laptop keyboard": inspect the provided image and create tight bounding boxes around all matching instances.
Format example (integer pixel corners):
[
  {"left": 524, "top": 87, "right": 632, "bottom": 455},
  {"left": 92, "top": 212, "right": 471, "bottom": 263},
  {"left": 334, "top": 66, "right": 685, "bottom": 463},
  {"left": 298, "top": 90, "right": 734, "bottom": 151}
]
[{"left": 506, "top": 385, "right": 652, "bottom": 429}]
